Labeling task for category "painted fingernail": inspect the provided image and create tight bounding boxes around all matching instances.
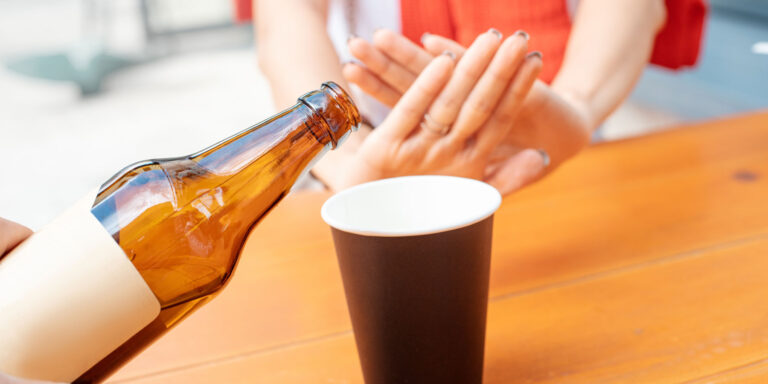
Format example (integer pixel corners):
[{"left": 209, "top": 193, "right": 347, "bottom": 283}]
[
  {"left": 442, "top": 50, "right": 456, "bottom": 60},
  {"left": 347, "top": 34, "right": 358, "bottom": 44},
  {"left": 527, "top": 51, "right": 543, "bottom": 59},
  {"left": 515, "top": 30, "right": 530, "bottom": 41},
  {"left": 421, "top": 32, "right": 431, "bottom": 45},
  {"left": 537, "top": 148, "right": 551, "bottom": 167},
  {"left": 488, "top": 28, "right": 502, "bottom": 40}
]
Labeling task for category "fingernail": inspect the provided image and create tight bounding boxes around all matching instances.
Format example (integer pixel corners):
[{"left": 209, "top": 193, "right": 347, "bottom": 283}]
[
  {"left": 527, "top": 51, "right": 543, "bottom": 59},
  {"left": 340, "top": 60, "right": 356, "bottom": 67},
  {"left": 488, "top": 28, "right": 502, "bottom": 40},
  {"left": 536, "top": 148, "right": 551, "bottom": 167},
  {"left": 347, "top": 34, "right": 358, "bottom": 44},
  {"left": 515, "top": 30, "right": 530, "bottom": 41},
  {"left": 421, "top": 32, "right": 431, "bottom": 46},
  {"left": 442, "top": 50, "right": 456, "bottom": 60}
]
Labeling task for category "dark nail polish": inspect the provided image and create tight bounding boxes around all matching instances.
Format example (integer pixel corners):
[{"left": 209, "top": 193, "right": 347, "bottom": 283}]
[
  {"left": 347, "top": 34, "right": 358, "bottom": 44},
  {"left": 442, "top": 50, "right": 456, "bottom": 60},
  {"left": 527, "top": 51, "right": 542, "bottom": 59},
  {"left": 536, "top": 149, "right": 551, "bottom": 167},
  {"left": 515, "top": 30, "right": 530, "bottom": 41},
  {"left": 488, "top": 28, "right": 502, "bottom": 40},
  {"left": 421, "top": 32, "right": 431, "bottom": 46}
]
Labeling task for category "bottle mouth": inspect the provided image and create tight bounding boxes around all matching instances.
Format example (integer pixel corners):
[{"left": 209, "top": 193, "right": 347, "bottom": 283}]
[
  {"left": 321, "top": 82, "right": 362, "bottom": 131},
  {"left": 299, "top": 82, "right": 362, "bottom": 149}
]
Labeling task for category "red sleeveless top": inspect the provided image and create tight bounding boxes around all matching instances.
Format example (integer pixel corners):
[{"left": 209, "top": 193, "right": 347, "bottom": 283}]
[
  {"left": 400, "top": 0, "right": 707, "bottom": 83},
  {"left": 234, "top": 0, "right": 707, "bottom": 83}
]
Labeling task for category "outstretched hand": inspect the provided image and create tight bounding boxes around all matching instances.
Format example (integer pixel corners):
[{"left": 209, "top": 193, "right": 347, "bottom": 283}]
[
  {"left": 340, "top": 29, "right": 546, "bottom": 195},
  {"left": 343, "top": 29, "right": 592, "bottom": 180}
]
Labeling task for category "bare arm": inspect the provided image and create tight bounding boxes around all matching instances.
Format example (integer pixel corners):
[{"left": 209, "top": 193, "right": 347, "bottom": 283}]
[
  {"left": 550, "top": 0, "right": 667, "bottom": 131},
  {"left": 256, "top": 0, "right": 344, "bottom": 108},
  {"left": 496, "top": 0, "right": 667, "bottom": 166},
  {"left": 255, "top": 0, "right": 368, "bottom": 188}
]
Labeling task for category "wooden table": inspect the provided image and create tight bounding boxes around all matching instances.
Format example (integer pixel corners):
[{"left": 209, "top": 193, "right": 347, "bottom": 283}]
[{"left": 110, "top": 112, "right": 768, "bottom": 383}]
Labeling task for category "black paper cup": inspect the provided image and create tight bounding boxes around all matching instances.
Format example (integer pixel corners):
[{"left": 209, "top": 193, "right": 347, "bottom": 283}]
[{"left": 321, "top": 176, "right": 502, "bottom": 384}]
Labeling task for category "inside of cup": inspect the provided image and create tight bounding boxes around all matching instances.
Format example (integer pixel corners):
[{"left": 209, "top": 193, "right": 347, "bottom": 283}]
[{"left": 321, "top": 176, "right": 502, "bottom": 237}]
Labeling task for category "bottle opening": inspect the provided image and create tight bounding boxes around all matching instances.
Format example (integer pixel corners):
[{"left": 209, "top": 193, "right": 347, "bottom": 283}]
[{"left": 299, "top": 82, "right": 361, "bottom": 149}]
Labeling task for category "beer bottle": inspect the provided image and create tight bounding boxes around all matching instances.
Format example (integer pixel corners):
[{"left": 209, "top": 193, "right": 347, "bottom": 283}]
[{"left": 0, "top": 82, "right": 360, "bottom": 383}]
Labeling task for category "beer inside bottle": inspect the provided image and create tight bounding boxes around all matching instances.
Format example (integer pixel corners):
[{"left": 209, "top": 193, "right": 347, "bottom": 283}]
[{"left": 77, "top": 82, "right": 360, "bottom": 382}]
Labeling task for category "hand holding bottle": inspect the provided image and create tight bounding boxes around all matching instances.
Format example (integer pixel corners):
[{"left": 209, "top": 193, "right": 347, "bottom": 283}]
[{"left": 340, "top": 29, "right": 546, "bottom": 195}]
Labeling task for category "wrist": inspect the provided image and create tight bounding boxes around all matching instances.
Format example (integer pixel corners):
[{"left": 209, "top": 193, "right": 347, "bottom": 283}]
[{"left": 553, "top": 89, "right": 598, "bottom": 135}]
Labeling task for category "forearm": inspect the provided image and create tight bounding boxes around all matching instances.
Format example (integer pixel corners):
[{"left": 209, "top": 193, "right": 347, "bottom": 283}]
[
  {"left": 255, "top": 0, "right": 364, "bottom": 189},
  {"left": 255, "top": 0, "right": 347, "bottom": 109},
  {"left": 551, "top": 0, "right": 667, "bottom": 131}
]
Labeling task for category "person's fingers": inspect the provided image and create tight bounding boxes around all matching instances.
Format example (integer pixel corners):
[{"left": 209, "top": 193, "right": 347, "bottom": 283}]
[
  {"left": 348, "top": 36, "right": 417, "bottom": 94},
  {"left": 421, "top": 33, "right": 468, "bottom": 59},
  {"left": 421, "top": 30, "right": 503, "bottom": 136},
  {"left": 378, "top": 53, "right": 455, "bottom": 140},
  {"left": 372, "top": 29, "right": 433, "bottom": 74},
  {"left": 0, "top": 217, "right": 32, "bottom": 257},
  {"left": 484, "top": 148, "right": 546, "bottom": 195},
  {"left": 449, "top": 32, "right": 529, "bottom": 143},
  {"left": 476, "top": 51, "right": 543, "bottom": 154},
  {"left": 342, "top": 62, "right": 402, "bottom": 107}
]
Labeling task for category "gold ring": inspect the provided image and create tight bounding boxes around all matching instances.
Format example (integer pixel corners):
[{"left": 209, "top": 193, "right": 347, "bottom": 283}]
[{"left": 420, "top": 113, "right": 451, "bottom": 135}]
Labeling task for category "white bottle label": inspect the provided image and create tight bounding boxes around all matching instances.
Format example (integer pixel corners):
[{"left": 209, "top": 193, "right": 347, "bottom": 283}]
[{"left": 0, "top": 190, "right": 161, "bottom": 382}]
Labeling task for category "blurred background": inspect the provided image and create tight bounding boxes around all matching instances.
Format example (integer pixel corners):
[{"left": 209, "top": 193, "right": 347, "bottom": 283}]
[{"left": 0, "top": 0, "right": 766, "bottom": 229}]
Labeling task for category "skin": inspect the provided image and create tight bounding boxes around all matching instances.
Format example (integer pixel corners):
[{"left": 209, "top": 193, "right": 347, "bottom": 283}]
[
  {"left": 0, "top": 373, "right": 59, "bottom": 384},
  {"left": 0, "top": 218, "right": 31, "bottom": 257},
  {"left": 0, "top": 222, "right": 50, "bottom": 382},
  {"left": 344, "top": 0, "right": 668, "bottom": 171},
  {"left": 343, "top": 36, "right": 545, "bottom": 193},
  {"left": 256, "top": 0, "right": 546, "bottom": 194}
]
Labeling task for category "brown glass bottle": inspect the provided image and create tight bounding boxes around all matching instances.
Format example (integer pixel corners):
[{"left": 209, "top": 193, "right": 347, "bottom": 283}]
[{"left": 74, "top": 82, "right": 360, "bottom": 383}]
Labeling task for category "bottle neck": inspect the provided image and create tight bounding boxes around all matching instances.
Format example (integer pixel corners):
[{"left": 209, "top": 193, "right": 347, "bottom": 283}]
[
  {"left": 298, "top": 82, "right": 360, "bottom": 149},
  {"left": 191, "top": 104, "right": 326, "bottom": 175},
  {"left": 191, "top": 82, "right": 359, "bottom": 177}
]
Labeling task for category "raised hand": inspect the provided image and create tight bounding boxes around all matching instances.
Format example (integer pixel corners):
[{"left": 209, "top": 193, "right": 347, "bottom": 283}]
[
  {"left": 340, "top": 30, "right": 545, "bottom": 195},
  {"left": 343, "top": 29, "right": 592, "bottom": 174}
]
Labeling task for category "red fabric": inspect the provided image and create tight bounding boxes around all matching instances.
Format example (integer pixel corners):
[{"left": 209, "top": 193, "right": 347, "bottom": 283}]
[
  {"left": 401, "top": 0, "right": 571, "bottom": 83},
  {"left": 401, "top": 0, "right": 708, "bottom": 82},
  {"left": 652, "top": 0, "right": 708, "bottom": 69},
  {"left": 233, "top": 0, "right": 252, "bottom": 24},
  {"left": 231, "top": 0, "right": 707, "bottom": 79}
]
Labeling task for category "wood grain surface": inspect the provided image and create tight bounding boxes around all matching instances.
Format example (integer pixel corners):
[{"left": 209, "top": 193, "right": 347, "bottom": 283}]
[{"left": 110, "top": 112, "right": 768, "bottom": 383}]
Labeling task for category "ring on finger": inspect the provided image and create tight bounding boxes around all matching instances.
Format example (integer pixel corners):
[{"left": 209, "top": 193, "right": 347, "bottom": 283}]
[{"left": 420, "top": 113, "right": 451, "bottom": 136}]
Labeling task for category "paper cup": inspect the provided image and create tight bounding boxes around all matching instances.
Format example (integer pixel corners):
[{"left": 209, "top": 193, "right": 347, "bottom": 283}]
[{"left": 322, "top": 176, "right": 501, "bottom": 384}]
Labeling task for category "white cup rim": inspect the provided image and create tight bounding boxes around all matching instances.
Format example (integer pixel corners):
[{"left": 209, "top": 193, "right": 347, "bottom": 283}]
[{"left": 321, "top": 175, "right": 502, "bottom": 237}]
